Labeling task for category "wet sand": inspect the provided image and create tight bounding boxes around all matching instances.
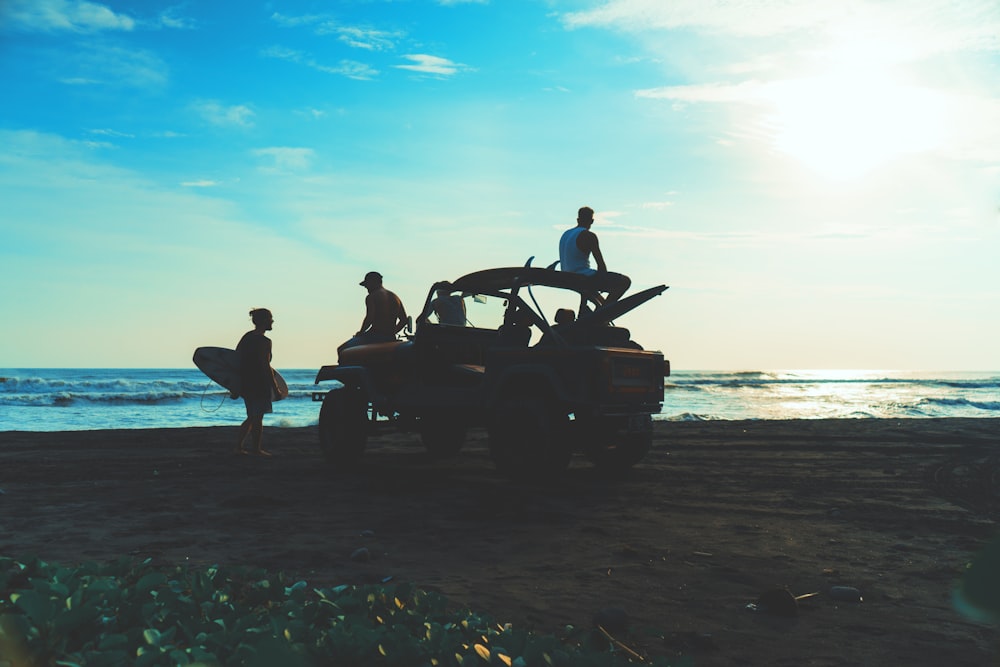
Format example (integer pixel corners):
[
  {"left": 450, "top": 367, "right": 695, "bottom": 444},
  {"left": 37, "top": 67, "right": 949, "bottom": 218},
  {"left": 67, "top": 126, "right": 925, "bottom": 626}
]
[{"left": 2, "top": 419, "right": 998, "bottom": 665}]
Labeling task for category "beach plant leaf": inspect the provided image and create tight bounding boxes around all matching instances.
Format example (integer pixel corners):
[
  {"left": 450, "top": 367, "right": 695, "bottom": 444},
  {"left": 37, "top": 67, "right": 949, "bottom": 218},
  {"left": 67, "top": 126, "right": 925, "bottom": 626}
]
[{"left": 0, "top": 555, "right": 676, "bottom": 666}]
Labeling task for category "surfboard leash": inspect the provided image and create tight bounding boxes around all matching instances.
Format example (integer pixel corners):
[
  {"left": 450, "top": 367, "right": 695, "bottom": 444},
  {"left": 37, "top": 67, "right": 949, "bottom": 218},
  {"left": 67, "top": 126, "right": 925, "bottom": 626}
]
[{"left": 199, "top": 380, "right": 229, "bottom": 413}]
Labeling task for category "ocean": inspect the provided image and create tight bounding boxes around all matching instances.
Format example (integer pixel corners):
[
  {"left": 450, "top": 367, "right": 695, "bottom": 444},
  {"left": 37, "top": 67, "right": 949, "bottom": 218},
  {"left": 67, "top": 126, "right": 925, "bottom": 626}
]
[{"left": 1, "top": 369, "right": 998, "bottom": 432}]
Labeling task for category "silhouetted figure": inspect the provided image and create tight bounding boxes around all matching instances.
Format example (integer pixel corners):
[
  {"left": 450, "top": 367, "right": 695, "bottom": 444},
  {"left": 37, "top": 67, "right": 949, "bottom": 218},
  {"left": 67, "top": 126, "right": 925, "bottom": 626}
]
[
  {"left": 559, "top": 206, "right": 631, "bottom": 303},
  {"left": 497, "top": 307, "right": 533, "bottom": 347},
  {"left": 554, "top": 308, "right": 576, "bottom": 325},
  {"left": 430, "top": 288, "right": 466, "bottom": 326},
  {"left": 235, "top": 308, "right": 278, "bottom": 457},
  {"left": 338, "top": 272, "right": 408, "bottom": 354}
]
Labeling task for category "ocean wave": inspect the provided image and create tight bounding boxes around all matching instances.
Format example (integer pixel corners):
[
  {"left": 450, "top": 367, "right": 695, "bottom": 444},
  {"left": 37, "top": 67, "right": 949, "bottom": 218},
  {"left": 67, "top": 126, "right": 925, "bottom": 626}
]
[
  {"left": 0, "top": 375, "right": 209, "bottom": 395},
  {"left": 0, "top": 388, "right": 321, "bottom": 407},
  {"left": 663, "top": 412, "right": 725, "bottom": 421},
  {"left": 917, "top": 397, "right": 1000, "bottom": 412},
  {"left": 669, "top": 371, "right": 1000, "bottom": 388},
  {"left": 0, "top": 391, "right": 197, "bottom": 407}
]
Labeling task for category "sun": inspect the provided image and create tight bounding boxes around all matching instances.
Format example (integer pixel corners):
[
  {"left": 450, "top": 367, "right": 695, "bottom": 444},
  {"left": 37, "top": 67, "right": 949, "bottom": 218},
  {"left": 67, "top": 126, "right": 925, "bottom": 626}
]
[{"left": 760, "top": 53, "right": 948, "bottom": 180}]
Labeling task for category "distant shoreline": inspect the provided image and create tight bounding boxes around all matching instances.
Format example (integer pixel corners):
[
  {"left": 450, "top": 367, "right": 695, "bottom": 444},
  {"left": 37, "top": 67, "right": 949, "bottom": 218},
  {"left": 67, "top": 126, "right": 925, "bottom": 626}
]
[{"left": 4, "top": 415, "right": 999, "bottom": 436}]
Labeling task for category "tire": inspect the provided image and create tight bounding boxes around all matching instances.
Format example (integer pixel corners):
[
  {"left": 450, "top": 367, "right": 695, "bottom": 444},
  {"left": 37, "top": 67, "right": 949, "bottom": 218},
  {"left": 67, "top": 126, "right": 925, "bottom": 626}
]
[
  {"left": 318, "top": 386, "right": 368, "bottom": 467},
  {"left": 419, "top": 414, "right": 466, "bottom": 459},
  {"left": 579, "top": 415, "right": 652, "bottom": 472},
  {"left": 488, "top": 394, "right": 571, "bottom": 479}
]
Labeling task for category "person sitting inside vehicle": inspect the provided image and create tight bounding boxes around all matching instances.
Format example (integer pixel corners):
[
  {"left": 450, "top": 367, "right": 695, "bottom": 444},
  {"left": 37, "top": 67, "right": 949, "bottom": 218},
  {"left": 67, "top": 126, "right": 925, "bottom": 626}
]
[
  {"left": 496, "top": 307, "right": 532, "bottom": 347},
  {"left": 554, "top": 308, "right": 576, "bottom": 325},
  {"left": 537, "top": 308, "right": 578, "bottom": 347},
  {"left": 429, "top": 288, "right": 466, "bottom": 326}
]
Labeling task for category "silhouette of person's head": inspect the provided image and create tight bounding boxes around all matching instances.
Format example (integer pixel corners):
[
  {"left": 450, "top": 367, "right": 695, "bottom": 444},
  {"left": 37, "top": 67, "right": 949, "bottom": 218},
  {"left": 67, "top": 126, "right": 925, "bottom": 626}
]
[
  {"left": 555, "top": 308, "right": 576, "bottom": 325},
  {"left": 250, "top": 308, "right": 273, "bottom": 330},
  {"left": 360, "top": 271, "right": 383, "bottom": 289}
]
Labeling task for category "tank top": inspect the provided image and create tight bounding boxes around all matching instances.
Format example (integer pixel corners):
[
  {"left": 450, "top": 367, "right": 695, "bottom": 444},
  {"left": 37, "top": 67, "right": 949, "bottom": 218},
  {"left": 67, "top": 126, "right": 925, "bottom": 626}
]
[{"left": 559, "top": 226, "right": 594, "bottom": 274}]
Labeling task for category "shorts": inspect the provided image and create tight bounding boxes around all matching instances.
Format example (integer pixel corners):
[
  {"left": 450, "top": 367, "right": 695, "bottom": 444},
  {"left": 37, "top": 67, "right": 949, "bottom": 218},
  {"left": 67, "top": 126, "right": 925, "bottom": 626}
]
[{"left": 244, "top": 394, "right": 273, "bottom": 418}]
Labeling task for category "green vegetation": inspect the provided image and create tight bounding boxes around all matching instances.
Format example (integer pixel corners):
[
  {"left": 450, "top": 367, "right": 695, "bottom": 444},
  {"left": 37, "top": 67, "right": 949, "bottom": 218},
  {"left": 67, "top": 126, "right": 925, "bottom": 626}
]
[{"left": 0, "top": 556, "right": 673, "bottom": 667}]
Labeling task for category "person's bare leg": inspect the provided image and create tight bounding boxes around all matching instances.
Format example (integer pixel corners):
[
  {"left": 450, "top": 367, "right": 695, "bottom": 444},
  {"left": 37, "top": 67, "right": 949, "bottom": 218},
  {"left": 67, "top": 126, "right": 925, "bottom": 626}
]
[
  {"left": 250, "top": 417, "right": 271, "bottom": 456},
  {"left": 235, "top": 419, "right": 253, "bottom": 454},
  {"left": 605, "top": 273, "right": 631, "bottom": 303}
]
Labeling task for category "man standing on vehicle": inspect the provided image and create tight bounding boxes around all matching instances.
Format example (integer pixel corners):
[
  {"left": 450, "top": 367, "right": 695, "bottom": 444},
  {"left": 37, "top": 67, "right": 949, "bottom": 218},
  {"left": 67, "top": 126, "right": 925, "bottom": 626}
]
[
  {"left": 338, "top": 271, "right": 408, "bottom": 355},
  {"left": 559, "top": 206, "right": 631, "bottom": 303}
]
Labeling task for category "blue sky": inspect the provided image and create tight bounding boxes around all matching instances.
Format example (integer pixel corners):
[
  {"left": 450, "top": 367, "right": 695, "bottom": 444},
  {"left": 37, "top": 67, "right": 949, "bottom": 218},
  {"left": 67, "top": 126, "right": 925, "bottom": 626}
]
[{"left": 1, "top": 0, "right": 998, "bottom": 370}]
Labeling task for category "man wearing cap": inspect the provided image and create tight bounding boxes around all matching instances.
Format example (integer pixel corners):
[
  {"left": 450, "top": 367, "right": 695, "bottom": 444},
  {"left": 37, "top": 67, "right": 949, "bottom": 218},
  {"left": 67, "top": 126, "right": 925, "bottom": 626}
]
[{"left": 337, "top": 271, "right": 408, "bottom": 354}]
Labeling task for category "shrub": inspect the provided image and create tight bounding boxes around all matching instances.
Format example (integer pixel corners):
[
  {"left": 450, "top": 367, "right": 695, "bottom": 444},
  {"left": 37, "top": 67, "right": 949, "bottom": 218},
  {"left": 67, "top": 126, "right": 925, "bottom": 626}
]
[{"left": 0, "top": 556, "right": 672, "bottom": 667}]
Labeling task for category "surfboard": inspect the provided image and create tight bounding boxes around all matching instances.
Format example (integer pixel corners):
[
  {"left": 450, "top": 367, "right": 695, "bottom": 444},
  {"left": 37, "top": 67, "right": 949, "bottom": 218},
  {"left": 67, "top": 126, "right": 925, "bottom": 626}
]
[{"left": 192, "top": 346, "right": 289, "bottom": 401}]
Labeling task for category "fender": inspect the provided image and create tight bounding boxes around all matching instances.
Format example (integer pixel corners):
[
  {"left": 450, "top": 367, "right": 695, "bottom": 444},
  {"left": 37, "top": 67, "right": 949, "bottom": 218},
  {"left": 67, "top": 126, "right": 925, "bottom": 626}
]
[{"left": 314, "top": 365, "right": 376, "bottom": 401}]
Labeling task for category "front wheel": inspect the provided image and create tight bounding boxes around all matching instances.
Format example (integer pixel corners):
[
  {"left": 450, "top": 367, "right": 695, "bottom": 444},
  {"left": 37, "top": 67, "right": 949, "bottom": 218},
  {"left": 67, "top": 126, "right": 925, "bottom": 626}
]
[
  {"left": 419, "top": 414, "right": 466, "bottom": 459},
  {"left": 318, "top": 386, "right": 369, "bottom": 467},
  {"left": 579, "top": 414, "right": 652, "bottom": 472},
  {"left": 488, "top": 394, "right": 570, "bottom": 480}
]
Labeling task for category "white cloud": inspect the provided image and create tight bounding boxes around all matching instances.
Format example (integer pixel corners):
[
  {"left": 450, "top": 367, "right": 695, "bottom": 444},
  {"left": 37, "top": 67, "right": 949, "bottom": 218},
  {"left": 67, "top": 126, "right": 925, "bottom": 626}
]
[
  {"left": 261, "top": 45, "right": 302, "bottom": 61},
  {"left": 329, "top": 26, "right": 398, "bottom": 51},
  {"left": 395, "top": 54, "right": 468, "bottom": 76},
  {"left": 56, "top": 44, "right": 168, "bottom": 88},
  {"left": 271, "top": 12, "right": 402, "bottom": 50},
  {"left": 270, "top": 12, "right": 324, "bottom": 28},
  {"left": 1, "top": 0, "right": 135, "bottom": 32},
  {"left": 88, "top": 128, "right": 134, "bottom": 138},
  {"left": 154, "top": 7, "right": 195, "bottom": 30},
  {"left": 563, "top": 0, "right": 1000, "bottom": 55},
  {"left": 262, "top": 45, "right": 379, "bottom": 80},
  {"left": 60, "top": 76, "right": 102, "bottom": 85},
  {"left": 319, "top": 60, "right": 380, "bottom": 80},
  {"left": 294, "top": 108, "right": 331, "bottom": 120},
  {"left": 636, "top": 81, "right": 763, "bottom": 104},
  {"left": 253, "top": 147, "right": 315, "bottom": 172},
  {"left": 193, "top": 101, "right": 255, "bottom": 128},
  {"left": 563, "top": 0, "right": 838, "bottom": 36},
  {"left": 180, "top": 180, "right": 221, "bottom": 188},
  {"left": 81, "top": 140, "right": 114, "bottom": 149}
]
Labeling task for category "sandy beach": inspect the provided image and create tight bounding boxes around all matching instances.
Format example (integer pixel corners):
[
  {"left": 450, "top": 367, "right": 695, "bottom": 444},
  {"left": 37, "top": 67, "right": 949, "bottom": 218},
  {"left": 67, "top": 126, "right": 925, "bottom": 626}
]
[{"left": 2, "top": 419, "right": 998, "bottom": 665}]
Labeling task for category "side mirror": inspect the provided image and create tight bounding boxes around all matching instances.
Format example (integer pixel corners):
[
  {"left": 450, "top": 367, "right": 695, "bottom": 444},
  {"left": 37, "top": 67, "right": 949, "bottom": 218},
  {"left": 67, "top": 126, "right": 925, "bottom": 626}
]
[{"left": 405, "top": 315, "right": 414, "bottom": 335}]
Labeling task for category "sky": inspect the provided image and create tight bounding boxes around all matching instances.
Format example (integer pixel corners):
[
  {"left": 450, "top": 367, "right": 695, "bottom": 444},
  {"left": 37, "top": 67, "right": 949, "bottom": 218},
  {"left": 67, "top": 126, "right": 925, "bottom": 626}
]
[{"left": 1, "top": 0, "right": 998, "bottom": 370}]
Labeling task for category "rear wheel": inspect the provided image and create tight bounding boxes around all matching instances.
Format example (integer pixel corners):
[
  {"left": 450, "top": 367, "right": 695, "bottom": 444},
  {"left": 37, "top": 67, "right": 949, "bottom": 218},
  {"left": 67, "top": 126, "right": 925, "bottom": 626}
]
[
  {"left": 419, "top": 414, "right": 466, "bottom": 459},
  {"left": 488, "top": 393, "right": 571, "bottom": 479},
  {"left": 579, "top": 414, "right": 652, "bottom": 472},
  {"left": 318, "top": 386, "right": 368, "bottom": 467}
]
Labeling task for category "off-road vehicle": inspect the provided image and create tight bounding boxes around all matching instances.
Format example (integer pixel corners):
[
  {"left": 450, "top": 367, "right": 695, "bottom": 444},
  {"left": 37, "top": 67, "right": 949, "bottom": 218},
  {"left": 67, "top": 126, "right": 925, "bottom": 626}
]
[{"left": 313, "top": 265, "right": 670, "bottom": 477}]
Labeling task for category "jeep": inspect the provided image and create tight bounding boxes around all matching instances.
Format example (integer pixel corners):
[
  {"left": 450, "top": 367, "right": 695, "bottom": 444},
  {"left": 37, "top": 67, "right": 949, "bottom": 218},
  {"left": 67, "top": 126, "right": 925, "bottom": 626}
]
[{"left": 313, "top": 265, "right": 670, "bottom": 478}]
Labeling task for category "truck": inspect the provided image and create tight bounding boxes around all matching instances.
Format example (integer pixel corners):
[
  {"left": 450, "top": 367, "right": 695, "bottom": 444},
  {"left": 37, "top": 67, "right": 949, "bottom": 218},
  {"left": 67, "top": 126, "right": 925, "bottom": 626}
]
[{"left": 313, "top": 265, "right": 670, "bottom": 479}]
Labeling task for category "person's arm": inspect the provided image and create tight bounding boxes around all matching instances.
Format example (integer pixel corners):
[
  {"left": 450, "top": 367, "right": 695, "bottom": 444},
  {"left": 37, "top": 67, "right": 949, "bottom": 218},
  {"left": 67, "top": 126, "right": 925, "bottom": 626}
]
[
  {"left": 264, "top": 339, "right": 279, "bottom": 395},
  {"left": 393, "top": 298, "right": 408, "bottom": 334},
  {"left": 358, "top": 295, "right": 374, "bottom": 334},
  {"left": 580, "top": 230, "right": 608, "bottom": 272}
]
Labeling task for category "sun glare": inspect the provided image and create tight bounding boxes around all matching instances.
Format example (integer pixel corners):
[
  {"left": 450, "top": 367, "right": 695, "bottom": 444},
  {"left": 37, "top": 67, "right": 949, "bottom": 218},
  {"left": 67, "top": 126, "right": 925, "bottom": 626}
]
[{"left": 761, "top": 35, "right": 949, "bottom": 181}]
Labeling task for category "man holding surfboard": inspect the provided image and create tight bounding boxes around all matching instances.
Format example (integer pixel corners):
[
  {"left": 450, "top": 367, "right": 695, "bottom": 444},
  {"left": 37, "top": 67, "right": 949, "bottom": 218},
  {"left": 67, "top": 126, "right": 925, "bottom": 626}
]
[
  {"left": 337, "top": 272, "right": 408, "bottom": 355},
  {"left": 235, "top": 307, "right": 279, "bottom": 456}
]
